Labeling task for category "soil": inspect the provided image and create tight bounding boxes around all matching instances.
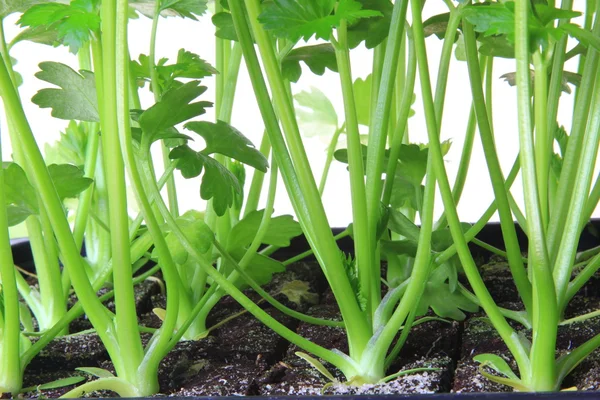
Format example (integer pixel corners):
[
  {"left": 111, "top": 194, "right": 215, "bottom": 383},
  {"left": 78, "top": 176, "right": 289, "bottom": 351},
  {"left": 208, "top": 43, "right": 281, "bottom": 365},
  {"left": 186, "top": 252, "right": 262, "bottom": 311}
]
[{"left": 13, "top": 255, "right": 600, "bottom": 398}]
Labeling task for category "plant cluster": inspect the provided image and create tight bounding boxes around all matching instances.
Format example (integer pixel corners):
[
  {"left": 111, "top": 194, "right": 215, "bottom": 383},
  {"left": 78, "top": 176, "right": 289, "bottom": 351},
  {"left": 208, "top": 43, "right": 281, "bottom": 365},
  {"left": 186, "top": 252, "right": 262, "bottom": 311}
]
[{"left": 0, "top": 0, "right": 599, "bottom": 396}]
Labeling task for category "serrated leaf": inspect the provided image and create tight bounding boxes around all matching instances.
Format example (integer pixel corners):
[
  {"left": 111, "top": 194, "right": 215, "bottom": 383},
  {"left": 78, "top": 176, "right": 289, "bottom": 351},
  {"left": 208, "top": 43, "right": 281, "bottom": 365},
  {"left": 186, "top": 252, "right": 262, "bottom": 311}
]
[
  {"left": 281, "top": 44, "right": 338, "bottom": 83},
  {"left": 500, "top": 70, "right": 576, "bottom": 94},
  {"left": 184, "top": 120, "right": 268, "bottom": 172},
  {"left": 353, "top": 74, "right": 371, "bottom": 126},
  {"left": 295, "top": 87, "right": 338, "bottom": 138},
  {"left": 229, "top": 248, "right": 285, "bottom": 289},
  {"left": 153, "top": 210, "right": 213, "bottom": 264},
  {"left": 259, "top": 0, "right": 381, "bottom": 41},
  {"left": 473, "top": 354, "right": 519, "bottom": 381},
  {"left": 9, "top": 25, "right": 59, "bottom": 48},
  {"left": 3, "top": 162, "right": 39, "bottom": 226},
  {"left": 76, "top": 367, "right": 115, "bottom": 379},
  {"left": 18, "top": 0, "right": 100, "bottom": 53},
  {"left": 160, "top": 0, "right": 207, "bottom": 19},
  {"left": 47, "top": 164, "right": 92, "bottom": 199},
  {"left": 0, "top": 0, "right": 60, "bottom": 20},
  {"left": 32, "top": 61, "right": 98, "bottom": 122},
  {"left": 478, "top": 35, "right": 514, "bottom": 58},
  {"left": 227, "top": 209, "right": 302, "bottom": 250},
  {"left": 347, "top": 0, "right": 392, "bottom": 49},
  {"left": 44, "top": 121, "right": 88, "bottom": 166},
  {"left": 277, "top": 280, "right": 319, "bottom": 306},
  {"left": 169, "top": 146, "right": 241, "bottom": 216},
  {"left": 138, "top": 81, "right": 211, "bottom": 143},
  {"left": 296, "top": 352, "right": 337, "bottom": 382}
]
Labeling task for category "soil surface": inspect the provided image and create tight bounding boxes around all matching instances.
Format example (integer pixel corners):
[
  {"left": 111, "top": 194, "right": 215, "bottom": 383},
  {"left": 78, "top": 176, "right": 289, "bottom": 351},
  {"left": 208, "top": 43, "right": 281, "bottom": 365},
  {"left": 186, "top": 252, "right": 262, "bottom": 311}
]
[{"left": 13, "top": 258, "right": 600, "bottom": 398}]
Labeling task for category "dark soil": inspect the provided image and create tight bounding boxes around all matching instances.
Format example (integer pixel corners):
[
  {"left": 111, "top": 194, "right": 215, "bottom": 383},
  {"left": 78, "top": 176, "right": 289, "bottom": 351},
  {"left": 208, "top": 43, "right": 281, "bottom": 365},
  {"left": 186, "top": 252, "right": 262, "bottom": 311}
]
[{"left": 15, "top": 257, "right": 600, "bottom": 398}]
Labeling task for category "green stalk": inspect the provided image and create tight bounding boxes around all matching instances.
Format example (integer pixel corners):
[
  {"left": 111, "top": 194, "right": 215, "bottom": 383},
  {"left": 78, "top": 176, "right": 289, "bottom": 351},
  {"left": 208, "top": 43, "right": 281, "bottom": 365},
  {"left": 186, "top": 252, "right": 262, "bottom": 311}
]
[
  {"left": 0, "top": 52, "right": 118, "bottom": 367},
  {"left": 409, "top": 0, "right": 530, "bottom": 376},
  {"left": 514, "top": 0, "right": 557, "bottom": 390},
  {"left": 365, "top": 0, "right": 409, "bottom": 247},
  {"left": 244, "top": 133, "right": 271, "bottom": 216},
  {"left": 114, "top": 0, "right": 180, "bottom": 390},
  {"left": 532, "top": 53, "right": 550, "bottom": 230},
  {"left": 382, "top": 29, "right": 416, "bottom": 206},
  {"left": 463, "top": 22, "right": 532, "bottom": 315},
  {"left": 148, "top": 0, "right": 178, "bottom": 217},
  {"left": 235, "top": 0, "right": 372, "bottom": 358},
  {"left": 319, "top": 126, "right": 344, "bottom": 196},
  {"left": 333, "top": 21, "right": 376, "bottom": 318},
  {"left": 0, "top": 138, "right": 23, "bottom": 394},
  {"left": 552, "top": 68, "right": 600, "bottom": 307},
  {"left": 100, "top": 0, "right": 144, "bottom": 382},
  {"left": 547, "top": 14, "right": 600, "bottom": 263}
]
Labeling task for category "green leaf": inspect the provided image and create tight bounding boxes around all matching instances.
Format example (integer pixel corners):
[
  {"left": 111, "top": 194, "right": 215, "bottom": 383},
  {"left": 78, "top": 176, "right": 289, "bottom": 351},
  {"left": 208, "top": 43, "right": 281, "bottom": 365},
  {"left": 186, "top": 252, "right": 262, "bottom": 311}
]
[
  {"left": 3, "top": 162, "right": 39, "bottom": 226},
  {"left": 473, "top": 354, "right": 519, "bottom": 381},
  {"left": 295, "top": 352, "right": 338, "bottom": 383},
  {"left": 353, "top": 74, "right": 371, "bottom": 126},
  {"left": 277, "top": 280, "right": 319, "bottom": 305},
  {"left": 229, "top": 248, "right": 285, "bottom": 289},
  {"left": 227, "top": 209, "right": 302, "bottom": 250},
  {"left": 9, "top": 25, "right": 59, "bottom": 48},
  {"left": 212, "top": 12, "right": 237, "bottom": 41},
  {"left": 0, "top": 0, "right": 59, "bottom": 20},
  {"left": 184, "top": 120, "right": 268, "bottom": 172},
  {"left": 478, "top": 35, "right": 515, "bottom": 58},
  {"left": 259, "top": 0, "right": 381, "bottom": 41},
  {"left": 20, "top": 376, "right": 86, "bottom": 393},
  {"left": 44, "top": 121, "right": 88, "bottom": 166},
  {"left": 347, "top": 0, "right": 392, "bottom": 49},
  {"left": 32, "top": 62, "right": 98, "bottom": 122},
  {"left": 169, "top": 146, "right": 241, "bottom": 216},
  {"left": 380, "top": 239, "right": 418, "bottom": 258},
  {"left": 294, "top": 86, "right": 338, "bottom": 138},
  {"left": 423, "top": 12, "right": 451, "bottom": 40},
  {"left": 76, "top": 367, "right": 115, "bottom": 379},
  {"left": 153, "top": 210, "right": 213, "bottom": 264},
  {"left": 281, "top": 44, "right": 338, "bottom": 83},
  {"left": 18, "top": 0, "right": 100, "bottom": 53},
  {"left": 47, "top": 164, "right": 92, "bottom": 199},
  {"left": 160, "top": 0, "right": 207, "bottom": 19},
  {"left": 138, "top": 81, "right": 211, "bottom": 143},
  {"left": 387, "top": 208, "right": 420, "bottom": 241},
  {"left": 130, "top": 0, "right": 207, "bottom": 18}
]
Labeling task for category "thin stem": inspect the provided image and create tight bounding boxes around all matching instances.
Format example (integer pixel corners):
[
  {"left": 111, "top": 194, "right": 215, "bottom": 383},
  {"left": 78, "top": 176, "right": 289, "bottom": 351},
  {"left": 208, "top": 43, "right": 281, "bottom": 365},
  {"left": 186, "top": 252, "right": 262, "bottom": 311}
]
[
  {"left": 333, "top": 20, "right": 376, "bottom": 318},
  {"left": 319, "top": 126, "right": 344, "bottom": 196}
]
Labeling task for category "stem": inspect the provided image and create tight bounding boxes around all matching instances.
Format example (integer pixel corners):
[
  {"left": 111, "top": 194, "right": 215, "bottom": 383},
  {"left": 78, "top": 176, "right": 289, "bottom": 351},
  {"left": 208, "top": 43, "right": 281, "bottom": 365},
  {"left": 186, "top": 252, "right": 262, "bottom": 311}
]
[
  {"left": 115, "top": 0, "right": 179, "bottom": 389},
  {"left": 409, "top": 0, "right": 530, "bottom": 377},
  {"left": 533, "top": 52, "right": 550, "bottom": 230},
  {"left": 319, "top": 126, "right": 344, "bottom": 196},
  {"left": 234, "top": 0, "right": 371, "bottom": 358},
  {"left": 0, "top": 138, "right": 23, "bottom": 394},
  {"left": 333, "top": 21, "right": 376, "bottom": 318},
  {"left": 100, "top": 0, "right": 144, "bottom": 382},
  {"left": 244, "top": 133, "right": 271, "bottom": 216},
  {"left": 514, "top": 0, "right": 557, "bottom": 390},
  {"left": 463, "top": 22, "right": 532, "bottom": 315}
]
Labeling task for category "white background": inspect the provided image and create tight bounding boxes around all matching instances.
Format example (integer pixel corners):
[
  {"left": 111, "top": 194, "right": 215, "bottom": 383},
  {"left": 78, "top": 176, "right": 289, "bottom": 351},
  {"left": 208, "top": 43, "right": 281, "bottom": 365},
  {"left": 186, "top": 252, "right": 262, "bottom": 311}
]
[{"left": 0, "top": 1, "right": 592, "bottom": 229}]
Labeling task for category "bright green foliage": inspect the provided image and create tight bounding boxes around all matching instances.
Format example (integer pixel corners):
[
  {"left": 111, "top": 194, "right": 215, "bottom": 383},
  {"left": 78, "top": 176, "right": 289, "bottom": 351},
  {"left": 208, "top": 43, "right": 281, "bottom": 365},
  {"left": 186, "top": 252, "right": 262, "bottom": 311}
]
[
  {"left": 258, "top": 0, "right": 381, "bottom": 41},
  {"left": 131, "top": 49, "right": 217, "bottom": 93},
  {"left": 138, "top": 81, "right": 211, "bottom": 143},
  {"left": 18, "top": 0, "right": 100, "bottom": 53},
  {"left": 212, "top": 12, "right": 240, "bottom": 41},
  {"left": 2, "top": 163, "right": 38, "bottom": 226},
  {"left": 184, "top": 121, "right": 269, "bottom": 172},
  {"left": 169, "top": 146, "right": 241, "bottom": 216},
  {"left": 347, "top": 0, "right": 392, "bottom": 49},
  {"left": 353, "top": 75, "right": 372, "bottom": 126},
  {"left": 129, "top": 0, "right": 207, "bottom": 19},
  {"left": 44, "top": 121, "right": 88, "bottom": 166},
  {"left": 47, "top": 164, "right": 93, "bottom": 200},
  {"left": 281, "top": 44, "right": 338, "bottom": 83},
  {"left": 152, "top": 210, "right": 212, "bottom": 264},
  {"left": 463, "top": 1, "right": 580, "bottom": 51},
  {"left": 228, "top": 248, "right": 285, "bottom": 288},
  {"left": 294, "top": 87, "right": 338, "bottom": 138},
  {"left": 32, "top": 62, "right": 99, "bottom": 122},
  {"left": 9, "top": 25, "right": 58, "bottom": 48},
  {"left": 227, "top": 209, "right": 302, "bottom": 250},
  {"left": 0, "top": 0, "right": 54, "bottom": 19}
]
